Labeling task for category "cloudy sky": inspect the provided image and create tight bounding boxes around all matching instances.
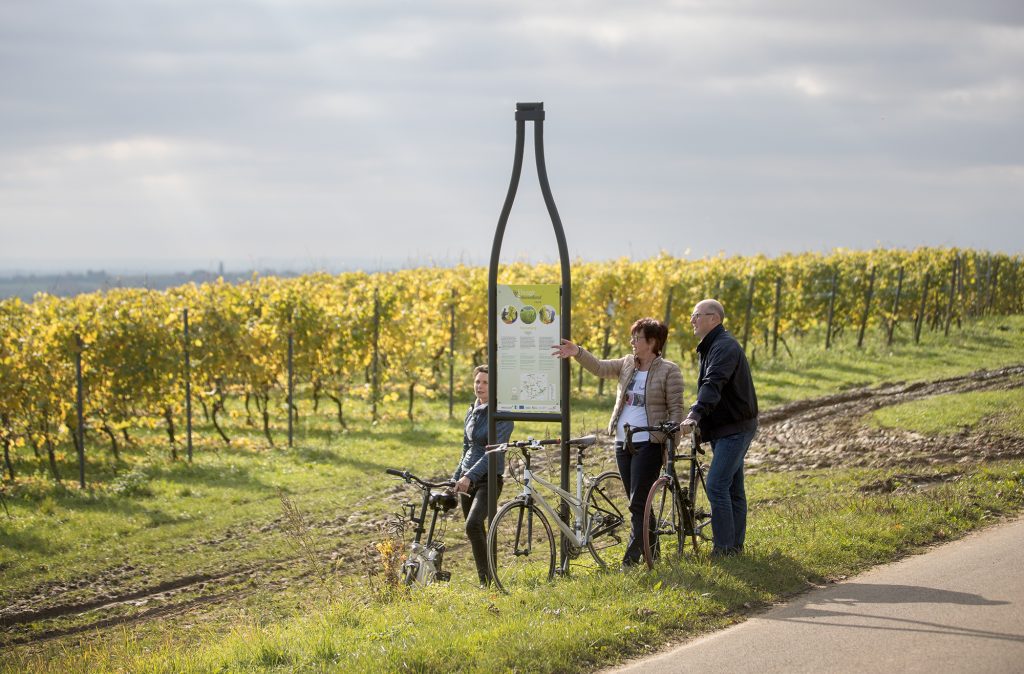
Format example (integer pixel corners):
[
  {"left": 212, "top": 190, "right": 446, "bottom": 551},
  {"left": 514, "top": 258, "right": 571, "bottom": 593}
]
[{"left": 2, "top": 0, "right": 1022, "bottom": 273}]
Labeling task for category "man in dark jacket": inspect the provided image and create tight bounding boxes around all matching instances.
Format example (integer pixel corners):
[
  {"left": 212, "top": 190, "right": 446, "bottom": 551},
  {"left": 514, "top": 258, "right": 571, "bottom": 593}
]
[{"left": 681, "top": 299, "right": 758, "bottom": 557}]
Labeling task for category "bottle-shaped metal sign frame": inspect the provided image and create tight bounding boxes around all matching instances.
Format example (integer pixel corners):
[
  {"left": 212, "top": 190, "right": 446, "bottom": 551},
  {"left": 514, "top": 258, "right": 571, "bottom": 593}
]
[{"left": 486, "top": 102, "right": 573, "bottom": 541}]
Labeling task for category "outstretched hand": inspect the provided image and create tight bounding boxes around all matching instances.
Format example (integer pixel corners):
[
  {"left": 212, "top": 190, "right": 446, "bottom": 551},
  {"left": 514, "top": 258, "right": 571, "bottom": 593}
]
[{"left": 551, "top": 338, "right": 580, "bottom": 359}]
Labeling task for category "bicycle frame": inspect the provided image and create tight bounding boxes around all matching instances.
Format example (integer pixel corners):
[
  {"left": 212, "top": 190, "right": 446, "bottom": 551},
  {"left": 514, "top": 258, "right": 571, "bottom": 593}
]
[
  {"left": 514, "top": 462, "right": 589, "bottom": 548},
  {"left": 505, "top": 439, "right": 608, "bottom": 550},
  {"left": 649, "top": 426, "right": 704, "bottom": 508},
  {"left": 385, "top": 468, "right": 456, "bottom": 584}
]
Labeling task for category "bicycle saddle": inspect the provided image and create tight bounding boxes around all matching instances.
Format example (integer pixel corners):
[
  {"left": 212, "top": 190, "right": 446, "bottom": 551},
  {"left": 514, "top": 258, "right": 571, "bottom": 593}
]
[{"left": 429, "top": 490, "right": 458, "bottom": 511}]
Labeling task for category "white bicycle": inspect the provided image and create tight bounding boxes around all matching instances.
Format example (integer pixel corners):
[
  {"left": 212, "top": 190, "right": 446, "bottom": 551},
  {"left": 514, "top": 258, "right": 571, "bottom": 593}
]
[
  {"left": 384, "top": 468, "right": 457, "bottom": 585},
  {"left": 485, "top": 436, "right": 629, "bottom": 593}
]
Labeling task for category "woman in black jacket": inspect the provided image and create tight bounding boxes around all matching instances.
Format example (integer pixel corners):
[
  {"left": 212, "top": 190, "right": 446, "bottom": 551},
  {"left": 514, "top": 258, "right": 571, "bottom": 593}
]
[{"left": 451, "top": 365, "right": 513, "bottom": 586}]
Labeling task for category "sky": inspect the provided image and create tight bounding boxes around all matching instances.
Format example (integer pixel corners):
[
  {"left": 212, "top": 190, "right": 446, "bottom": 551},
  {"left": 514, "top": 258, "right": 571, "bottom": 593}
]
[{"left": 2, "top": 0, "right": 1022, "bottom": 274}]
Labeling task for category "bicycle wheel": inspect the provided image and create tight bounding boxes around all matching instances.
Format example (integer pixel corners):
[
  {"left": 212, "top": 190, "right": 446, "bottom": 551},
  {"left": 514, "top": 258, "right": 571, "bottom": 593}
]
[
  {"left": 686, "top": 461, "right": 713, "bottom": 552},
  {"left": 584, "top": 471, "right": 629, "bottom": 569},
  {"left": 642, "top": 476, "right": 684, "bottom": 569},
  {"left": 488, "top": 499, "right": 556, "bottom": 593}
]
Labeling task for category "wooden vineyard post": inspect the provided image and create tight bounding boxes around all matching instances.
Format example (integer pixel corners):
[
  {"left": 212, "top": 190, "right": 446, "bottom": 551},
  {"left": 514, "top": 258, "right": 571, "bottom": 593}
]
[
  {"left": 184, "top": 308, "right": 193, "bottom": 462},
  {"left": 986, "top": 259, "right": 1001, "bottom": 315},
  {"left": 887, "top": 267, "right": 904, "bottom": 346},
  {"left": 371, "top": 290, "right": 381, "bottom": 424},
  {"left": 597, "top": 298, "right": 614, "bottom": 396},
  {"left": 857, "top": 266, "right": 876, "bottom": 349},
  {"left": 944, "top": 255, "right": 959, "bottom": 336},
  {"left": 742, "top": 275, "right": 755, "bottom": 352},
  {"left": 771, "top": 277, "right": 782, "bottom": 358},
  {"left": 825, "top": 270, "right": 838, "bottom": 350},
  {"left": 75, "top": 334, "right": 86, "bottom": 488},
  {"left": 287, "top": 330, "right": 294, "bottom": 448},
  {"left": 914, "top": 272, "right": 930, "bottom": 344},
  {"left": 664, "top": 286, "right": 674, "bottom": 328},
  {"left": 448, "top": 289, "right": 456, "bottom": 420}
]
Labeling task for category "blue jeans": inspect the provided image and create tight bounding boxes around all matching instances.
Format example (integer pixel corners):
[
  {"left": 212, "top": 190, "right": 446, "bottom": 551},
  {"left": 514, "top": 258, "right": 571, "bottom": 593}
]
[
  {"left": 706, "top": 429, "right": 757, "bottom": 551},
  {"left": 615, "top": 441, "right": 664, "bottom": 564}
]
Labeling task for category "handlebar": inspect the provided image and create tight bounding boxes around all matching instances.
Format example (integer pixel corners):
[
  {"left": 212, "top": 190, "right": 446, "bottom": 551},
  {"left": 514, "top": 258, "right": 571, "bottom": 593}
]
[
  {"left": 623, "top": 422, "right": 704, "bottom": 454},
  {"left": 623, "top": 421, "right": 682, "bottom": 436},
  {"left": 484, "top": 435, "right": 595, "bottom": 453},
  {"left": 485, "top": 437, "right": 559, "bottom": 453},
  {"left": 384, "top": 468, "right": 455, "bottom": 490}
]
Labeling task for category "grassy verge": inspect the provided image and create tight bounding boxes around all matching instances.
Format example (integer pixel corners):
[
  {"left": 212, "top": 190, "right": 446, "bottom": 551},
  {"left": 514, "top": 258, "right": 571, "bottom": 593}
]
[{"left": 5, "top": 460, "right": 1023, "bottom": 673}]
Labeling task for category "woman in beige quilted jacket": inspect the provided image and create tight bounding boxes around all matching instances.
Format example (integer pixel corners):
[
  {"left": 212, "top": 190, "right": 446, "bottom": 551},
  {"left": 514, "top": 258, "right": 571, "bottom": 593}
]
[{"left": 552, "top": 318, "right": 684, "bottom": 567}]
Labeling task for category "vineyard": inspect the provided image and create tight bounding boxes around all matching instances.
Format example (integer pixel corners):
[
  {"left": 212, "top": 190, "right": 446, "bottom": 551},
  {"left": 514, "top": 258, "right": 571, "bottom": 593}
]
[{"left": 0, "top": 247, "right": 1020, "bottom": 487}]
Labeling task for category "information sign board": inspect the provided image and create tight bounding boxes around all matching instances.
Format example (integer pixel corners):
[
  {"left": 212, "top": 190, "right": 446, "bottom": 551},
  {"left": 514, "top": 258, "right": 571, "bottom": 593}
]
[{"left": 496, "top": 284, "right": 561, "bottom": 413}]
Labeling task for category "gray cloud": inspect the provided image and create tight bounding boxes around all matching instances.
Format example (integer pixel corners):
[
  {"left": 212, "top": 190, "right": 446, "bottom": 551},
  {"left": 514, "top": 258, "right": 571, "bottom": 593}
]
[{"left": 1, "top": 0, "right": 1021, "bottom": 272}]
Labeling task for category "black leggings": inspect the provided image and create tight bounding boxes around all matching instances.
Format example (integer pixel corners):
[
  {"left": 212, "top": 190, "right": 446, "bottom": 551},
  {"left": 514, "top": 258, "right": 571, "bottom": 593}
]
[
  {"left": 615, "top": 441, "right": 664, "bottom": 564},
  {"left": 461, "top": 477, "right": 503, "bottom": 583}
]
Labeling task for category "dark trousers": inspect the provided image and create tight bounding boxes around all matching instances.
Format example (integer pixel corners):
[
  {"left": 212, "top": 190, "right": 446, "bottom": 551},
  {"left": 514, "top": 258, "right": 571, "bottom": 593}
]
[
  {"left": 461, "top": 477, "right": 503, "bottom": 583},
  {"left": 615, "top": 441, "right": 664, "bottom": 565}
]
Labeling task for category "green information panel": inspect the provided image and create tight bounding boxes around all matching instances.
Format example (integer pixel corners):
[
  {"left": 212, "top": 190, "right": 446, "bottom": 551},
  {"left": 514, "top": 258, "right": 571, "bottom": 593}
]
[{"left": 496, "top": 284, "right": 561, "bottom": 414}]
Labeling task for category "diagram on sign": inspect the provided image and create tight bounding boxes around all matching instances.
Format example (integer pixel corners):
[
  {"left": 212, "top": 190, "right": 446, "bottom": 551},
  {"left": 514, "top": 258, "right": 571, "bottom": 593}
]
[{"left": 515, "top": 372, "right": 555, "bottom": 403}]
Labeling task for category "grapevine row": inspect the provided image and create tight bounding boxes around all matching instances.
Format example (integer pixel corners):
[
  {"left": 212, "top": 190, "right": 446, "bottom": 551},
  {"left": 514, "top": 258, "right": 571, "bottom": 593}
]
[{"left": 0, "top": 248, "right": 1020, "bottom": 484}]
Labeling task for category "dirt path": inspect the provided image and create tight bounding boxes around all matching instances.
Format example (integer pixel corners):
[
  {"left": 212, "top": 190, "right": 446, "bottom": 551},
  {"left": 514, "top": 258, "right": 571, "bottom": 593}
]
[
  {"left": 751, "top": 364, "right": 1024, "bottom": 472},
  {"left": 3, "top": 365, "right": 1022, "bottom": 649}
]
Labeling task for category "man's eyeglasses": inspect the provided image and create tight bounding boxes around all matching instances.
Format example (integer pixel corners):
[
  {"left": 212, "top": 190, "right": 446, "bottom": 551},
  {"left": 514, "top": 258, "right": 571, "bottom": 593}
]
[{"left": 690, "top": 312, "right": 715, "bottom": 320}]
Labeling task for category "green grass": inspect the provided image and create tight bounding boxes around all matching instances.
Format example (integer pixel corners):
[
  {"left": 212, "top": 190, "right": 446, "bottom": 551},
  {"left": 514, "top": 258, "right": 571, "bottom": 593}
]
[
  {"left": 6, "top": 461, "right": 1024, "bottom": 673},
  {"left": 2, "top": 315, "right": 1024, "bottom": 671},
  {"left": 742, "top": 317, "right": 1024, "bottom": 408},
  {"left": 870, "top": 386, "right": 1024, "bottom": 436}
]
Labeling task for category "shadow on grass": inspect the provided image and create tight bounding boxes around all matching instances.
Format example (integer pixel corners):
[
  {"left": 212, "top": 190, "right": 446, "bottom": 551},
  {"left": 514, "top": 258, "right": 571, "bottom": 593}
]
[
  {"left": 294, "top": 424, "right": 449, "bottom": 446},
  {"left": 0, "top": 525, "right": 58, "bottom": 557},
  {"left": 718, "top": 549, "right": 825, "bottom": 594},
  {"left": 289, "top": 446, "right": 396, "bottom": 474},
  {"left": 649, "top": 548, "right": 821, "bottom": 600},
  {"left": 146, "top": 462, "right": 273, "bottom": 492}
]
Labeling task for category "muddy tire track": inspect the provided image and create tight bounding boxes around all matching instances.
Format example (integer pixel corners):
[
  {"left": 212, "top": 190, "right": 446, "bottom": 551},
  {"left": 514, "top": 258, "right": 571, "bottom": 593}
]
[{"left": 750, "top": 365, "right": 1024, "bottom": 472}]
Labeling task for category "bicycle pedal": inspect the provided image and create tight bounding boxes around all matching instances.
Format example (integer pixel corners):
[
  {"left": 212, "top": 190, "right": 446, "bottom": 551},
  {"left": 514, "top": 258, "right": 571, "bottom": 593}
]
[{"left": 435, "top": 571, "right": 451, "bottom": 582}]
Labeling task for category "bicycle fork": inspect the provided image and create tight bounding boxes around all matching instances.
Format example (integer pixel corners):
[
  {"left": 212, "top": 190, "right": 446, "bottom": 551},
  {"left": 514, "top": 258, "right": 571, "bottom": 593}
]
[{"left": 511, "top": 466, "right": 536, "bottom": 558}]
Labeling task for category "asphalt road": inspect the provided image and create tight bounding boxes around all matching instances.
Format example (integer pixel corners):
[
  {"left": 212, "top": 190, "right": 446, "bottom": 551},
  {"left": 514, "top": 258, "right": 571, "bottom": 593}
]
[{"left": 609, "top": 516, "right": 1024, "bottom": 674}]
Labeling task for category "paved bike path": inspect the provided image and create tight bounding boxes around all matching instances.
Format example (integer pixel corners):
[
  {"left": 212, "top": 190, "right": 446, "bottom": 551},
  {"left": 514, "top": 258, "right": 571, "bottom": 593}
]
[{"left": 608, "top": 515, "right": 1024, "bottom": 674}]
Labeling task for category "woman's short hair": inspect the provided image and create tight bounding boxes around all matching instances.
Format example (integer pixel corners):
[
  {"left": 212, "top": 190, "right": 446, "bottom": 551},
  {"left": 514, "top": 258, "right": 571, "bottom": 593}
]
[
  {"left": 473, "top": 364, "right": 488, "bottom": 376},
  {"left": 630, "top": 317, "right": 669, "bottom": 356}
]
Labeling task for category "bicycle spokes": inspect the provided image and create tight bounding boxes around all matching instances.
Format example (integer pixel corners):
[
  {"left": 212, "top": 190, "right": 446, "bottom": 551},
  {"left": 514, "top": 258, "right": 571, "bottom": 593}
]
[
  {"left": 583, "top": 471, "right": 630, "bottom": 570},
  {"left": 690, "top": 465, "right": 713, "bottom": 546},
  {"left": 489, "top": 501, "right": 556, "bottom": 592}
]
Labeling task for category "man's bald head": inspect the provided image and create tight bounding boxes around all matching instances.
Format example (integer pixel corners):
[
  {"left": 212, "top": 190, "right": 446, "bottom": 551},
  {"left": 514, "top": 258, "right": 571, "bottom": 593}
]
[
  {"left": 696, "top": 299, "right": 725, "bottom": 321},
  {"left": 691, "top": 299, "right": 725, "bottom": 340}
]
